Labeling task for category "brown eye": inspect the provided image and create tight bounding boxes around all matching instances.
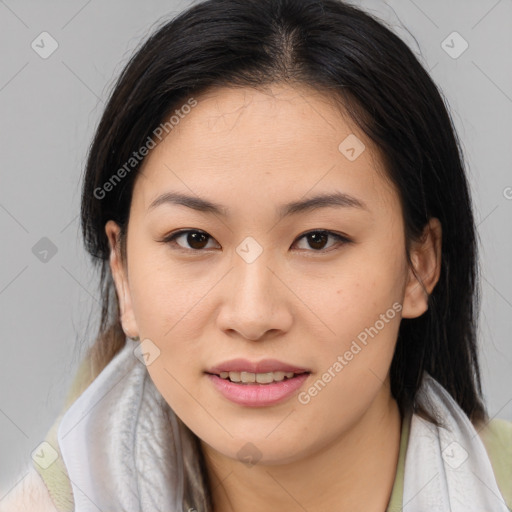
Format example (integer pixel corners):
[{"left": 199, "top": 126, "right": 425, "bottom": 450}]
[
  {"left": 164, "top": 230, "right": 219, "bottom": 251},
  {"left": 184, "top": 231, "right": 209, "bottom": 250},
  {"left": 293, "top": 230, "right": 350, "bottom": 252},
  {"left": 306, "top": 232, "right": 329, "bottom": 250}
]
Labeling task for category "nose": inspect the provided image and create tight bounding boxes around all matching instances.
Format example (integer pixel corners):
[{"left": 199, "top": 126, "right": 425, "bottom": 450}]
[{"left": 216, "top": 250, "right": 293, "bottom": 341}]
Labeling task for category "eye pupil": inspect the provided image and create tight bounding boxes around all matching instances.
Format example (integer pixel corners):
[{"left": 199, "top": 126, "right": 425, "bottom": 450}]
[
  {"left": 188, "top": 231, "right": 208, "bottom": 249},
  {"left": 308, "top": 232, "right": 328, "bottom": 250}
]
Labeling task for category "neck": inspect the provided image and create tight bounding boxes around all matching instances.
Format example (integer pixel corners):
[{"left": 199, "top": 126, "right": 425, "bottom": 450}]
[{"left": 201, "top": 386, "right": 402, "bottom": 512}]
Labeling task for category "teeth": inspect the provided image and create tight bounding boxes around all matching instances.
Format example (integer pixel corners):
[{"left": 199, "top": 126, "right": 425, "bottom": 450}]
[
  {"left": 241, "top": 371, "right": 256, "bottom": 383},
  {"left": 228, "top": 371, "right": 241, "bottom": 382},
  {"left": 218, "top": 371, "right": 298, "bottom": 384}
]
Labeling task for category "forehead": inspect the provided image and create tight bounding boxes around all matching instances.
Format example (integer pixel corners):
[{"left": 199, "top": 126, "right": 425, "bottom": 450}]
[{"left": 133, "top": 83, "right": 396, "bottom": 215}]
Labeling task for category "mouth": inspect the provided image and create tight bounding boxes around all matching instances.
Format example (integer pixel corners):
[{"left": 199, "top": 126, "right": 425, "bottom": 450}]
[{"left": 205, "top": 359, "right": 311, "bottom": 406}]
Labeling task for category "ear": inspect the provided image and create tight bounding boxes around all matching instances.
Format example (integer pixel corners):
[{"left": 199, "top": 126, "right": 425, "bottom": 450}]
[
  {"left": 105, "top": 220, "right": 139, "bottom": 339},
  {"left": 401, "top": 217, "right": 442, "bottom": 319}
]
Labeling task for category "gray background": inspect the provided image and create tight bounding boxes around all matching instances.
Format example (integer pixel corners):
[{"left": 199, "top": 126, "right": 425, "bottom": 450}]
[{"left": 1, "top": 0, "right": 511, "bottom": 498}]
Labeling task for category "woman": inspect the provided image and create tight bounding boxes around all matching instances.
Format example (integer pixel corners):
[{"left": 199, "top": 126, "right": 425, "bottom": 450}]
[{"left": 3, "top": 0, "right": 511, "bottom": 510}]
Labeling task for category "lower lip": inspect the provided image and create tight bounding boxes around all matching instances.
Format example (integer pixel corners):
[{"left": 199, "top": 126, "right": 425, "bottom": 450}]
[{"left": 207, "top": 373, "right": 310, "bottom": 407}]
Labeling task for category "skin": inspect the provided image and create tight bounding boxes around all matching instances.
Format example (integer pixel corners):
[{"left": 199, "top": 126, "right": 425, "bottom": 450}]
[{"left": 105, "top": 83, "right": 442, "bottom": 512}]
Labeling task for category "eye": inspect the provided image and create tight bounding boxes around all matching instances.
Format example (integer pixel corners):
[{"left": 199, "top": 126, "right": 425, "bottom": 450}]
[
  {"left": 162, "top": 229, "right": 351, "bottom": 253},
  {"left": 292, "top": 230, "right": 351, "bottom": 252},
  {"left": 163, "top": 229, "right": 220, "bottom": 251}
]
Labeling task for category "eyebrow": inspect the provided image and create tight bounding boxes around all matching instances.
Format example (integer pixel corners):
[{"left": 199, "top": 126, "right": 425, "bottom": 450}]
[{"left": 147, "top": 190, "right": 368, "bottom": 219}]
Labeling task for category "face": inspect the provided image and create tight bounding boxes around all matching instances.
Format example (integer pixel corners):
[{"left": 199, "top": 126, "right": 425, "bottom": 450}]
[{"left": 105, "top": 83, "right": 441, "bottom": 466}]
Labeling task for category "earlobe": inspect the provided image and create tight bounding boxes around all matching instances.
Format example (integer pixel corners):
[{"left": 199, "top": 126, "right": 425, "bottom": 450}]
[
  {"left": 104, "top": 220, "right": 139, "bottom": 339},
  {"left": 401, "top": 218, "right": 442, "bottom": 319}
]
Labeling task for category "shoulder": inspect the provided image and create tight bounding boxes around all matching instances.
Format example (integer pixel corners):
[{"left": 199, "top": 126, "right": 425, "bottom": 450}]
[
  {"left": 0, "top": 464, "right": 59, "bottom": 512},
  {"left": 475, "top": 416, "right": 512, "bottom": 449},
  {"left": 474, "top": 416, "right": 512, "bottom": 510}
]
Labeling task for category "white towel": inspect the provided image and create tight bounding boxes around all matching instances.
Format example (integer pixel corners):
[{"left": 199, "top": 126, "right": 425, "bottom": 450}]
[
  {"left": 58, "top": 338, "right": 190, "bottom": 511},
  {"left": 403, "top": 373, "right": 509, "bottom": 511}
]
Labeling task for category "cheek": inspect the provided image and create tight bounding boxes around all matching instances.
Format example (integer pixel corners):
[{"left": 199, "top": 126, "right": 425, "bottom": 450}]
[
  {"left": 126, "top": 255, "right": 214, "bottom": 390},
  {"left": 127, "top": 253, "right": 212, "bottom": 339},
  {"left": 331, "top": 252, "right": 405, "bottom": 331},
  {"left": 318, "top": 248, "right": 405, "bottom": 376}
]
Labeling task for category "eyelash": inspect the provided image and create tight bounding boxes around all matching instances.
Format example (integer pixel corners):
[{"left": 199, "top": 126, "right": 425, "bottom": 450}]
[{"left": 161, "top": 229, "right": 351, "bottom": 254}]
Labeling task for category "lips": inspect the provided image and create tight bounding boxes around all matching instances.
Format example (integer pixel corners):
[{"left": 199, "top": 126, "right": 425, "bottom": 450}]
[
  {"left": 207, "top": 372, "right": 310, "bottom": 407},
  {"left": 206, "top": 358, "right": 311, "bottom": 405}
]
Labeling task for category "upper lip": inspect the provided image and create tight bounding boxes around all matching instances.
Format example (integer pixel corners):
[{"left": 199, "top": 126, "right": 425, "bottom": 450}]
[{"left": 207, "top": 358, "right": 311, "bottom": 375}]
